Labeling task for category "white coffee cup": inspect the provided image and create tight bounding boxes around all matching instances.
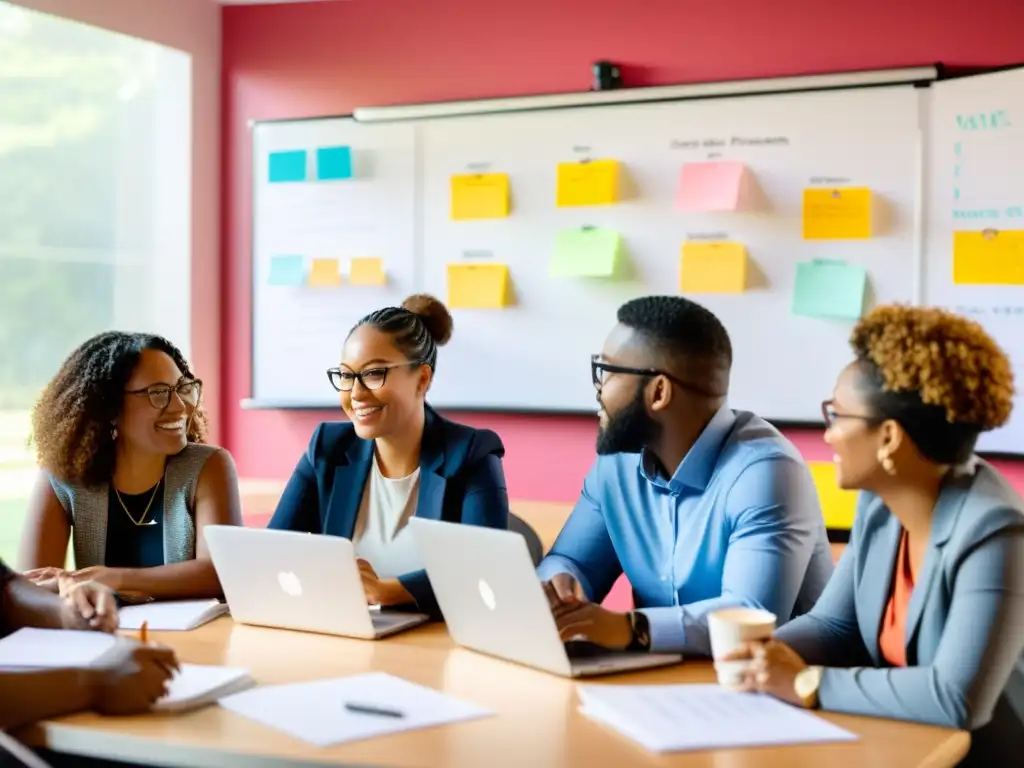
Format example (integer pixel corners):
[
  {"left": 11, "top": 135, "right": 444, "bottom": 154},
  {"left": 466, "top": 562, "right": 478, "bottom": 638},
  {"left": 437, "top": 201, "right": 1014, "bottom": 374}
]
[{"left": 707, "top": 607, "right": 777, "bottom": 689}]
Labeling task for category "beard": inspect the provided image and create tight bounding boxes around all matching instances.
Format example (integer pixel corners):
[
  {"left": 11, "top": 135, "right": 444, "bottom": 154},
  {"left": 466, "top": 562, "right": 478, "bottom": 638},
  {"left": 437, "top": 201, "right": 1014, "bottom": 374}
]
[{"left": 596, "top": 382, "right": 661, "bottom": 455}]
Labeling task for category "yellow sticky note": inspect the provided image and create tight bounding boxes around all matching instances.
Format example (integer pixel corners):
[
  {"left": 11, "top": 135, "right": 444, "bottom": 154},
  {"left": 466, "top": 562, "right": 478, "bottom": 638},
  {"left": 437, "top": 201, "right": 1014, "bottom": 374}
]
[
  {"left": 308, "top": 258, "right": 341, "bottom": 287},
  {"left": 556, "top": 160, "right": 620, "bottom": 207},
  {"left": 680, "top": 242, "right": 747, "bottom": 293},
  {"left": 809, "top": 461, "right": 858, "bottom": 531},
  {"left": 450, "top": 173, "right": 510, "bottom": 220},
  {"left": 802, "top": 187, "right": 872, "bottom": 240},
  {"left": 953, "top": 229, "right": 1024, "bottom": 285},
  {"left": 349, "top": 257, "right": 386, "bottom": 286},
  {"left": 447, "top": 263, "right": 511, "bottom": 309}
]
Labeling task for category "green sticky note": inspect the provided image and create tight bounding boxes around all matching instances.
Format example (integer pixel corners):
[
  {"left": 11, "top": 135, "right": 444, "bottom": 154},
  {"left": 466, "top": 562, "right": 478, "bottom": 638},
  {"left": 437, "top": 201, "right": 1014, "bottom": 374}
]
[
  {"left": 792, "top": 260, "right": 867, "bottom": 319},
  {"left": 550, "top": 228, "right": 621, "bottom": 277}
]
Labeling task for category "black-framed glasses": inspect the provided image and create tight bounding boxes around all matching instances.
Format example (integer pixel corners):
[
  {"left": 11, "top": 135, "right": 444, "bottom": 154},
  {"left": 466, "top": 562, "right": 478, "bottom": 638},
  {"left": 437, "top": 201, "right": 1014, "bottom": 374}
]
[
  {"left": 327, "top": 362, "right": 424, "bottom": 392},
  {"left": 590, "top": 354, "right": 716, "bottom": 397},
  {"left": 821, "top": 399, "right": 880, "bottom": 428},
  {"left": 126, "top": 379, "right": 202, "bottom": 411}
]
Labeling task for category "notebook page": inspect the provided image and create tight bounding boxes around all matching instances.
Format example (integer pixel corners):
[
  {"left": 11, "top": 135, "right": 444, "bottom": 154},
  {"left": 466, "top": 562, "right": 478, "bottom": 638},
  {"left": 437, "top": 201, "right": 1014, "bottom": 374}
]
[
  {"left": 155, "top": 664, "right": 255, "bottom": 712},
  {"left": 0, "top": 628, "right": 115, "bottom": 668},
  {"left": 118, "top": 599, "right": 228, "bottom": 630}
]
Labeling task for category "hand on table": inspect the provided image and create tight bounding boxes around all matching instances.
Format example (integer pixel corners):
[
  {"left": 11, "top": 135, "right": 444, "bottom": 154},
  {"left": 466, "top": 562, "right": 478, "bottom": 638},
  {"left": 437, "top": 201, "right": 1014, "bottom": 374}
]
[
  {"left": 357, "top": 559, "right": 411, "bottom": 607},
  {"left": 723, "top": 640, "right": 810, "bottom": 707},
  {"left": 21, "top": 566, "right": 66, "bottom": 593},
  {"left": 88, "top": 639, "right": 180, "bottom": 716},
  {"left": 59, "top": 565, "right": 125, "bottom": 593},
  {"left": 60, "top": 581, "right": 120, "bottom": 634}
]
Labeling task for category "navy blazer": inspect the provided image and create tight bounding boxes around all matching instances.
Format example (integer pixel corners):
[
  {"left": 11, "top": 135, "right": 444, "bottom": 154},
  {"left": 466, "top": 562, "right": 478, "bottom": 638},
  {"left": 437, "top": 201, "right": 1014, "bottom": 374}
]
[{"left": 267, "top": 406, "right": 510, "bottom": 618}]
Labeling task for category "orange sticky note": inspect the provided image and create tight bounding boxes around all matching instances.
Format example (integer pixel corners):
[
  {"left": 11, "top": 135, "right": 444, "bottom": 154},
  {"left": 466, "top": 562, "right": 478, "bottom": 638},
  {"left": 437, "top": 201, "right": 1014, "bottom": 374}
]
[
  {"left": 802, "top": 187, "right": 872, "bottom": 240},
  {"left": 952, "top": 229, "right": 1024, "bottom": 285},
  {"left": 680, "top": 242, "right": 747, "bottom": 293},
  {"left": 447, "top": 263, "right": 511, "bottom": 309},
  {"left": 349, "top": 258, "right": 386, "bottom": 286},
  {"left": 809, "top": 461, "right": 858, "bottom": 530},
  {"left": 308, "top": 258, "right": 341, "bottom": 287},
  {"left": 677, "top": 162, "right": 745, "bottom": 212}
]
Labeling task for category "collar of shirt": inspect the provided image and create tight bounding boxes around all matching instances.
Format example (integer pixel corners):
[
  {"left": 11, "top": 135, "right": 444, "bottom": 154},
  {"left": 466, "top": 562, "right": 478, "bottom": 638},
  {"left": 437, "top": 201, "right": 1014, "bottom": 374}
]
[{"left": 639, "top": 404, "right": 737, "bottom": 495}]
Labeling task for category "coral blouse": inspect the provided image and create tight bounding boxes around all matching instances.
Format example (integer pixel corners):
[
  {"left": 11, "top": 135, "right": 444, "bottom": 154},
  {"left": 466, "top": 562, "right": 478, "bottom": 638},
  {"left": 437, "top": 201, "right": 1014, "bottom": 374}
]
[{"left": 879, "top": 530, "right": 915, "bottom": 667}]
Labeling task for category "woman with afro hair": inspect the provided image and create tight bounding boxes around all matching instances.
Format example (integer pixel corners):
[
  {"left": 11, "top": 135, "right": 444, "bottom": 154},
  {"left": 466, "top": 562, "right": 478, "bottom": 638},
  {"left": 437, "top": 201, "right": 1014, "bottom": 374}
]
[
  {"left": 726, "top": 305, "right": 1024, "bottom": 766},
  {"left": 17, "top": 331, "right": 242, "bottom": 600}
]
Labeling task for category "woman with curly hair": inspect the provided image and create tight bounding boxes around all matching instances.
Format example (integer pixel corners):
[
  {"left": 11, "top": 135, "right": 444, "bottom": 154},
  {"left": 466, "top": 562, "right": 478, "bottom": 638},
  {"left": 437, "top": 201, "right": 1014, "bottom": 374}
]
[
  {"left": 17, "top": 332, "right": 242, "bottom": 600},
  {"left": 725, "top": 305, "right": 1023, "bottom": 765}
]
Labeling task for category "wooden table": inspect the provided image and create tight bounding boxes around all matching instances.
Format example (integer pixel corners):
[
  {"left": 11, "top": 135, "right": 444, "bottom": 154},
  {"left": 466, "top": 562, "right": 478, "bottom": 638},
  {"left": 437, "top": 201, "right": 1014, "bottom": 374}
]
[{"left": 18, "top": 619, "right": 968, "bottom": 768}]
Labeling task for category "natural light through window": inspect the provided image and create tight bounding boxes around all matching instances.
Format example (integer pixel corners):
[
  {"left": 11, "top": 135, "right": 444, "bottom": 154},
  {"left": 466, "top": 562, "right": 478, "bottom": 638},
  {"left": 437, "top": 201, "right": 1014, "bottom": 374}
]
[{"left": 0, "top": 2, "right": 191, "bottom": 563}]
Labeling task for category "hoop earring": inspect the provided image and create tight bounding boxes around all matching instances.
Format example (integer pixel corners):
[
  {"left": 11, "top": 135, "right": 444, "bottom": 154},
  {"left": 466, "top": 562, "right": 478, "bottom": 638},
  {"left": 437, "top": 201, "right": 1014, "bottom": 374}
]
[{"left": 878, "top": 449, "right": 896, "bottom": 476}]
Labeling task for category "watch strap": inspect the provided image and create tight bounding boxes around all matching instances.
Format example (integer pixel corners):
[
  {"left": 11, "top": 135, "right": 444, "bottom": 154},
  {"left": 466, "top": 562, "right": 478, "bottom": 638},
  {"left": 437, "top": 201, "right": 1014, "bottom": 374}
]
[{"left": 626, "top": 610, "right": 651, "bottom": 651}]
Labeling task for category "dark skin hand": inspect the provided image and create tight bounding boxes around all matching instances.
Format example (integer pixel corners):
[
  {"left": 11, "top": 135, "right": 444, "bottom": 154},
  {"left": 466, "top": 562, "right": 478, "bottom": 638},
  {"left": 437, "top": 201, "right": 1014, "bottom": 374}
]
[{"left": 542, "top": 573, "right": 634, "bottom": 650}]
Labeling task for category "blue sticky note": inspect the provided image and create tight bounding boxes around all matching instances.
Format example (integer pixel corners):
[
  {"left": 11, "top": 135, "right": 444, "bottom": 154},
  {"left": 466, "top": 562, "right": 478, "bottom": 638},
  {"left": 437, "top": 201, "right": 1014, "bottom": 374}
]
[
  {"left": 792, "top": 260, "right": 867, "bottom": 320},
  {"left": 268, "top": 255, "right": 305, "bottom": 286},
  {"left": 317, "top": 146, "right": 353, "bottom": 181},
  {"left": 268, "top": 150, "right": 307, "bottom": 183}
]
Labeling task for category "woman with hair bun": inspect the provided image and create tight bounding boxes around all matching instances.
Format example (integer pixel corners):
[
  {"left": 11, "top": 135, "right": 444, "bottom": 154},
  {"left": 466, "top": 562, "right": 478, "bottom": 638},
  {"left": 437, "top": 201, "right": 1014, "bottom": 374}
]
[
  {"left": 269, "top": 295, "right": 510, "bottom": 617},
  {"left": 725, "top": 305, "right": 1024, "bottom": 766}
]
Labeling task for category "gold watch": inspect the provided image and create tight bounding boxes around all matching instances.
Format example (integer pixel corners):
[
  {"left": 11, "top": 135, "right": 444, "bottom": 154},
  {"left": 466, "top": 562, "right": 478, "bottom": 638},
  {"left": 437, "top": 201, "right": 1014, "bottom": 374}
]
[{"left": 794, "top": 666, "right": 823, "bottom": 708}]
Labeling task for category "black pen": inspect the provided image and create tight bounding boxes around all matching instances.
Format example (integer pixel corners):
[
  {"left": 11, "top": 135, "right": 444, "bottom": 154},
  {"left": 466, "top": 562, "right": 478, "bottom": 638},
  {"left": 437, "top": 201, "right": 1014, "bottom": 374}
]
[{"left": 344, "top": 702, "right": 405, "bottom": 718}]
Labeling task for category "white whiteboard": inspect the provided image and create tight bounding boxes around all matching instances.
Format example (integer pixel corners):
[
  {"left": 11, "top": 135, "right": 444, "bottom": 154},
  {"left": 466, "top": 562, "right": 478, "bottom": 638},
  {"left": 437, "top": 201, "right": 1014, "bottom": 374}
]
[
  {"left": 924, "top": 67, "right": 1024, "bottom": 453},
  {"left": 420, "top": 86, "right": 921, "bottom": 417}
]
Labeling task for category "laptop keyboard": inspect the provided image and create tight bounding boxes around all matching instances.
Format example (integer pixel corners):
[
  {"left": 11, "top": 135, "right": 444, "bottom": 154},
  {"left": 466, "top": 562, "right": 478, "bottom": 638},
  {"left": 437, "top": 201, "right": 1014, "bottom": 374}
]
[{"left": 564, "top": 640, "right": 612, "bottom": 659}]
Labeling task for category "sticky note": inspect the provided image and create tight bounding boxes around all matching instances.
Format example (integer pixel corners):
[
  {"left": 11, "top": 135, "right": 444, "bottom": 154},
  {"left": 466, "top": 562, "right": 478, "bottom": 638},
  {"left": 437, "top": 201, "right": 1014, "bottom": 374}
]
[
  {"left": 316, "top": 146, "right": 353, "bottom": 181},
  {"left": 451, "top": 174, "right": 510, "bottom": 220},
  {"left": 952, "top": 229, "right": 1024, "bottom": 285},
  {"left": 677, "top": 162, "right": 745, "bottom": 211},
  {"left": 349, "top": 257, "right": 386, "bottom": 286},
  {"left": 308, "top": 258, "right": 341, "bottom": 287},
  {"left": 809, "top": 461, "right": 857, "bottom": 530},
  {"left": 268, "top": 151, "right": 307, "bottom": 183},
  {"left": 550, "top": 228, "right": 621, "bottom": 277},
  {"left": 556, "top": 160, "right": 620, "bottom": 207},
  {"left": 802, "top": 187, "right": 872, "bottom": 239},
  {"left": 680, "top": 242, "right": 747, "bottom": 293},
  {"left": 792, "top": 260, "right": 867, "bottom": 320},
  {"left": 447, "top": 263, "right": 511, "bottom": 309},
  {"left": 268, "top": 255, "right": 305, "bottom": 286}
]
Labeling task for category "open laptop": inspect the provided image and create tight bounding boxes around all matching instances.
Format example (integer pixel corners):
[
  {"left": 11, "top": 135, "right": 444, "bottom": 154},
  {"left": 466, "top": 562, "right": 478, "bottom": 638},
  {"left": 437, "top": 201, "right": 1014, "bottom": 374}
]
[
  {"left": 203, "top": 526, "right": 429, "bottom": 639},
  {"left": 409, "top": 518, "right": 682, "bottom": 677}
]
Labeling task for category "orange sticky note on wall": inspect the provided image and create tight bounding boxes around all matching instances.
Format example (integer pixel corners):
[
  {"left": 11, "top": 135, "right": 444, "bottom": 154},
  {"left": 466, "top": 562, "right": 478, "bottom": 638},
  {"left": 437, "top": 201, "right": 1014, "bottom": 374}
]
[
  {"left": 447, "top": 263, "right": 511, "bottom": 309},
  {"left": 802, "top": 187, "right": 872, "bottom": 239},
  {"left": 952, "top": 229, "right": 1024, "bottom": 285},
  {"left": 349, "top": 258, "right": 386, "bottom": 286},
  {"left": 680, "top": 242, "right": 747, "bottom": 293},
  {"left": 308, "top": 258, "right": 341, "bottom": 287}
]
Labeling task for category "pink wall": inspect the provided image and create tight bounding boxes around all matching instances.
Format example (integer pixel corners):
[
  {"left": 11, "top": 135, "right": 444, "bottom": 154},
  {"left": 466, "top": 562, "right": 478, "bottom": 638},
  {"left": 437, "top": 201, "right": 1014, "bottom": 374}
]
[{"left": 222, "top": 0, "right": 1024, "bottom": 500}]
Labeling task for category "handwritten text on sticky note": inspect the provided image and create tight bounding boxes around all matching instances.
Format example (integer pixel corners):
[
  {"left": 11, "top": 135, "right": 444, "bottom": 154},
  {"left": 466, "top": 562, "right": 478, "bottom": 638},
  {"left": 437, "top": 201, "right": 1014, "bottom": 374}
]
[
  {"left": 447, "top": 263, "right": 511, "bottom": 309},
  {"left": 680, "top": 242, "right": 747, "bottom": 293},
  {"left": 349, "top": 258, "right": 386, "bottom": 286},
  {"left": 556, "top": 160, "right": 620, "bottom": 207},
  {"left": 952, "top": 229, "right": 1024, "bottom": 285},
  {"left": 792, "top": 259, "right": 867, "bottom": 319},
  {"left": 802, "top": 187, "right": 872, "bottom": 239},
  {"left": 677, "top": 162, "right": 745, "bottom": 212},
  {"left": 450, "top": 173, "right": 510, "bottom": 220}
]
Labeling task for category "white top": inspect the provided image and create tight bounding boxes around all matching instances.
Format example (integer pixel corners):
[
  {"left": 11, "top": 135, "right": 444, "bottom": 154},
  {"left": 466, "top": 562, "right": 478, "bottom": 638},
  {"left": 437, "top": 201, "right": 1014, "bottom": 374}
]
[{"left": 352, "top": 455, "right": 423, "bottom": 578}]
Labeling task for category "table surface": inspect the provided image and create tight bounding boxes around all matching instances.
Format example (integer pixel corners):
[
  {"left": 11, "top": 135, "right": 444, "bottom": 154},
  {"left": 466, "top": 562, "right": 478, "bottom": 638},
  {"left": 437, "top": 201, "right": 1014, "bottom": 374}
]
[{"left": 20, "top": 618, "right": 968, "bottom": 768}]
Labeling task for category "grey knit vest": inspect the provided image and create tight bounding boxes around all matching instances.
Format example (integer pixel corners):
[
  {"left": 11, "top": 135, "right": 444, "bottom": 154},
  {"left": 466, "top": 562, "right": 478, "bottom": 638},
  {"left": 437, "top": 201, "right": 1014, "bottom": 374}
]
[{"left": 48, "top": 443, "right": 218, "bottom": 568}]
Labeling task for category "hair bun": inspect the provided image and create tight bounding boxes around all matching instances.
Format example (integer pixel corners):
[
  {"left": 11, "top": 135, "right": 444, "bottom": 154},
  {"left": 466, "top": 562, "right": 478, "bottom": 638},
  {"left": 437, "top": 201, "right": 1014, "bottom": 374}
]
[{"left": 401, "top": 294, "right": 454, "bottom": 346}]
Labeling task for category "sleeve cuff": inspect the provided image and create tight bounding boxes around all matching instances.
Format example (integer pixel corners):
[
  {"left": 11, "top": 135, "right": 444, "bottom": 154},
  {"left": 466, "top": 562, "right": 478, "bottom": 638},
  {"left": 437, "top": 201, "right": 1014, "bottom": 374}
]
[
  {"left": 638, "top": 607, "right": 687, "bottom": 654},
  {"left": 536, "top": 555, "right": 593, "bottom": 600}
]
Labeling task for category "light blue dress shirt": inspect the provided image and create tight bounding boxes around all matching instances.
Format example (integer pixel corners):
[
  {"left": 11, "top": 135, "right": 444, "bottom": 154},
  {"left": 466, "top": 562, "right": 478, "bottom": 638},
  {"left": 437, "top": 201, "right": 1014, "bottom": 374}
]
[{"left": 537, "top": 406, "right": 835, "bottom": 655}]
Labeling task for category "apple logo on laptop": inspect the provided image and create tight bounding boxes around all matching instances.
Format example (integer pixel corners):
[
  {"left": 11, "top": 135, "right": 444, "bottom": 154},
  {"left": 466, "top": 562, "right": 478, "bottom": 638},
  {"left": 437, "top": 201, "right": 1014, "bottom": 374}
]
[
  {"left": 477, "top": 578, "right": 496, "bottom": 611},
  {"left": 277, "top": 571, "right": 302, "bottom": 597}
]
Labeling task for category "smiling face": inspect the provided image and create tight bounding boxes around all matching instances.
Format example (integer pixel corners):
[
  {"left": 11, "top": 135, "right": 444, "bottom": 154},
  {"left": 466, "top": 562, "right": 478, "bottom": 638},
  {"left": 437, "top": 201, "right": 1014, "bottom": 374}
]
[
  {"left": 339, "top": 325, "right": 431, "bottom": 439},
  {"left": 118, "top": 348, "right": 199, "bottom": 456},
  {"left": 824, "top": 362, "right": 889, "bottom": 490}
]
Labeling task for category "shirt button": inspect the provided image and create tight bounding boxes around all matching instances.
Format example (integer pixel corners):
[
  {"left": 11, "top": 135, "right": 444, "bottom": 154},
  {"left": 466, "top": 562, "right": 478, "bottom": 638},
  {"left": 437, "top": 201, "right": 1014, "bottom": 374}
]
[{"left": 661, "top": 575, "right": 668, "bottom": 581}]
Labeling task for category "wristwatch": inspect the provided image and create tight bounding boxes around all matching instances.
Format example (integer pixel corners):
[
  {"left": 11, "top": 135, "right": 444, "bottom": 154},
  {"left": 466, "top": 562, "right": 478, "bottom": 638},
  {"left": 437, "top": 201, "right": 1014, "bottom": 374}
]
[
  {"left": 794, "top": 666, "right": 823, "bottom": 708},
  {"left": 626, "top": 611, "right": 651, "bottom": 651}
]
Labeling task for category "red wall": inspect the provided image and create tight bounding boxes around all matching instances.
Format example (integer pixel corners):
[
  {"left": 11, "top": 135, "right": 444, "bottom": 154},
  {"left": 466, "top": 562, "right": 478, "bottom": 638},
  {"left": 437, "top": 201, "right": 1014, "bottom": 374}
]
[{"left": 221, "top": 0, "right": 1024, "bottom": 500}]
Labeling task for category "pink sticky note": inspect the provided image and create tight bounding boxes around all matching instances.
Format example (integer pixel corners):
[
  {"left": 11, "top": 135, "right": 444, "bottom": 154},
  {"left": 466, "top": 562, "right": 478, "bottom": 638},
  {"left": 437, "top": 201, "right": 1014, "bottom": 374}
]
[{"left": 676, "top": 161, "right": 745, "bottom": 212}]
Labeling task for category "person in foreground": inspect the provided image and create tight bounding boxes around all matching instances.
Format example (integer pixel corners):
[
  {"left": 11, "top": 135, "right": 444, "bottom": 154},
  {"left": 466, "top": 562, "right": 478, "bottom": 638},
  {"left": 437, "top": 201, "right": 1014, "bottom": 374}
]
[
  {"left": 539, "top": 296, "right": 834, "bottom": 655},
  {"left": 728, "top": 305, "right": 1024, "bottom": 766},
  {"left": 18, "top": 332, "right": 243, "bottom": 600},
  {"left": 268, "top": 294, "right": 510, "bottom": 617},
  {"left": 0, "top": 558, "right": 178, "bottom": 731}
]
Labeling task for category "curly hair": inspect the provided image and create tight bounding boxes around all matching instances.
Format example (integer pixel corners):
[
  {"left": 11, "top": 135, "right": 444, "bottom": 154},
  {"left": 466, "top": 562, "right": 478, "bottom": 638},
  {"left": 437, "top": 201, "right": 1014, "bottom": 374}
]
[
  {"left": 850, "top": 305, "right": 1014, "bottom": 464},
  {"left": 31, "top": 332, "right": 208, "bottom": 487}
]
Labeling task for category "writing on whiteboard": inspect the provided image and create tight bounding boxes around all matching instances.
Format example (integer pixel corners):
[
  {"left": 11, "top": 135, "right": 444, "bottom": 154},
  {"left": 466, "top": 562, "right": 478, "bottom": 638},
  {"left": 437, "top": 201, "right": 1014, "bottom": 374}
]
[
  {"left": 686, "top": 232, "right": 730, "bottom": 241},
  {"left": 670, "top": 136, "right": 789, "bottom": 150},
  {"left": 465, "top": 162, "right": 492, "bottom": 172},
  {"left": 954, "top": 207, "right": 1024, "bottom": 220},
  {"left": 461, "top": 250, "right": 493, "bottom": 259},
  {"left": 956, "top": 110, "right": 1011, "bottom": 131},
  {"left": 954, "top": 305, "right": 1024, "bottom": 317},
  {"left": 809, "top": 177, "right": 852, "bottom": 185}
]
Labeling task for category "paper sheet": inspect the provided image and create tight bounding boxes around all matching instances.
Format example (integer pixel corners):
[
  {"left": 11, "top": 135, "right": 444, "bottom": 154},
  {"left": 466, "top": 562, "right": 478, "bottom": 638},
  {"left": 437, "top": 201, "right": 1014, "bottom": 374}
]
[
  {"left": 677, "top": 162, "right": 745, "bottom": 212},
  {"left": 268, "top": 255, "right": 305, "bottom": 286},
  {"left": 680, "top": 241, "right": 747, "bottom": 293},
  {"left": 0, "top": 628, "right": 114, "bottom": 668},
  {"left": 809, "top": 461, "right": 858, "bottom": 530},
  {"left": 792, "top": 259, "right": 867, "bottom": 320},
  {"left": 316, "top": 146, "right": 353, "bottom": 181},
  {"left": 802, "top": 187, "right": 872, "bottom": 239},
  {"left": 556, "top": 160, "right": 620, "bottom": 207},
  {"left": 577, "top": 684, "right": 857, "bottom": 753},
  {"left": 450, "top": 173, "right": 510, "bottom": 220},
  {"left": 157, "top": 664, "right": 255, "bottom": 713},
  {"left": 118, "top": 599, "right": 229, "bottom": 631},
  {"left": 952, "top": 229, "right": 1024, "bottom": 285},
  {"left": 349, "top": 257, "right": 387, "bottom": 286},
  {"left": 308, "top": 258, "right": 342, "bottom": 287},
  {"left": 550, "top": 228, "right": 621, "bottom": 277},
  {"left": 268, "top": 150, "right": 308, "bottom": 184},
  {"left": 219, "top": 671, "right": 493, "bottom": 747},
  {"left": 447, "top": 263, "right": 511, "bottom": 309}
]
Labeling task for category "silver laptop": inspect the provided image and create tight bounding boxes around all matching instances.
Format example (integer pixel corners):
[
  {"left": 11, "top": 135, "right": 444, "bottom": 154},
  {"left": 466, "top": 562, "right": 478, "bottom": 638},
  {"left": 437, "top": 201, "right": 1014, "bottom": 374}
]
[
  {"left": 204, "top": 526, "right": 428, "bottom": 639},
  {"left": 409, "top": 518, "right": 682, "bottom": 677}
]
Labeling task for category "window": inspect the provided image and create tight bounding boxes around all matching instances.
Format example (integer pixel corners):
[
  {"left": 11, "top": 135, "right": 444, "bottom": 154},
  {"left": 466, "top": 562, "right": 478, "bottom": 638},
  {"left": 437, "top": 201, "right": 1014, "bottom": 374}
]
[{"left": 0, "top": 3, "right": 191, "bottom": 563}]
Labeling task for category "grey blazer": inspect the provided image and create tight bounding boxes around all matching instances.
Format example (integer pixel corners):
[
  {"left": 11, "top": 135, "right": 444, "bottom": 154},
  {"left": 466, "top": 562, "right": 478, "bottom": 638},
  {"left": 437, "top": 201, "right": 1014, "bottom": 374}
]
[{"left": 775, "top": 459, "right": 1024, "bottom": 757}]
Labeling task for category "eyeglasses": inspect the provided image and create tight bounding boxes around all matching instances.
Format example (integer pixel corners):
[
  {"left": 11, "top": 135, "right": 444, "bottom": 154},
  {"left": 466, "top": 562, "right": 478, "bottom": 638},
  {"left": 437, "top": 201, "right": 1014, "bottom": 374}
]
[
  {"left": 126, "top": 379, "right": 202, "bottom": 411},
  {"left": 821, "top": 399, "right": 880, "bottom": 428},
  {"left": 590, "top": 354, "right": 716, "bottom": 397},
  {"left": 327, "top": 362, "right": 423, "bottom": 392}
]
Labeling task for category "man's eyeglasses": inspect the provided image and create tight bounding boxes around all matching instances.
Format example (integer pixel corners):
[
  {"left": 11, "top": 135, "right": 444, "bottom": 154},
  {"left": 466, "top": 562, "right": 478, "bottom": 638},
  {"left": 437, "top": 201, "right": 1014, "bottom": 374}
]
[
  {"left": 327, "top": 362, "right": 423, "bottom": 392},
  {"left": 590, "top": 354, "right": 716, "bottom": 397},
  {"left": 126, "top": 379, "right": 202, "bottom": 411},
  {"left": 821, "top": 399, "right": 880, "bottom": 428}
]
